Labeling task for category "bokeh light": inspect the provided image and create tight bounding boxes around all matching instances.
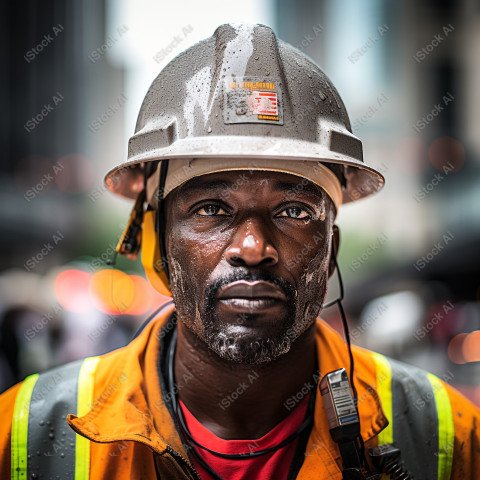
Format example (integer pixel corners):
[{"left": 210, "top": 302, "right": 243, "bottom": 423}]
[
  {"left": 126, "top": 274, "right": 155, "bottom": 316},
  {"left": 54, "top": 269, "right": 93, "bottom": 313},
  {"left": 462, "top": 330, "right": 480, "bottom": 363},
  {"left": 89, "top": 269, "right": 135, "bottom": 314},
  {"left": 447, "top": 333, "right": 467, "bottom": 364}
]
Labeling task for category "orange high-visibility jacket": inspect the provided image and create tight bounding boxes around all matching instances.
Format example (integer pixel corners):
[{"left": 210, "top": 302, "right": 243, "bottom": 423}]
[{"left": 1, "top": 298, "right": 478, "bottom": 479}]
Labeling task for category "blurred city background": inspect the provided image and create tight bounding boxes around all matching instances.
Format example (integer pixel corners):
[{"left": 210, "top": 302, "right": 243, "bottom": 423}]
[{"left": 1, "top": 0, "right": 479, "bottom": 406}]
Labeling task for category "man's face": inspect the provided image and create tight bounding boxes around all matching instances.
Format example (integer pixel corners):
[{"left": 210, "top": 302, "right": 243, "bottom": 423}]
[{"left": 164, "top": 169, "right": 336, "bottom": 365}]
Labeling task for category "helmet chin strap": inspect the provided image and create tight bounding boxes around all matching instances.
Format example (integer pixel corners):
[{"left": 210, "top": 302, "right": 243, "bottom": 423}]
[{"left": 155, "top": 159, "right": 171, "bottom": 282}]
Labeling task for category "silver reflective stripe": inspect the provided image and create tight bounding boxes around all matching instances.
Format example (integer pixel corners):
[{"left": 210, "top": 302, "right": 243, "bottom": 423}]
[
  {"left": 387, "top": 358, "right": 440, "bottom": 479},
  {"left": 27, "top": 360, "right": 83, "bottom": 479}
]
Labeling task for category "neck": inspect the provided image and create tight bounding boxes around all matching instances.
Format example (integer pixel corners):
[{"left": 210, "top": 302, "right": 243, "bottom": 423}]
[{"left": 173, "top": 318, "right": 318, "bottom": 440}]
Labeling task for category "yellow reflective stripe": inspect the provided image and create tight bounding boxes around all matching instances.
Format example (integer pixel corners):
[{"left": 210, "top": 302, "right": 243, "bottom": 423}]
[
  {"left": 75, "top": 357, "right": 100, "bottom": 480},
  {"left": 426, "top": 373, "right": 454, "bottom": 480},
  {"left": 11, "top": 374, "right": 39, "bottom": 480},
  {"left": 372, "top": 352, "right": 393, "bottom": 445}
]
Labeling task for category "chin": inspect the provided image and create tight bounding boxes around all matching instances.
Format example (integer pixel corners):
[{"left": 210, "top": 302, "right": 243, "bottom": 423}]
[{"left": 206, "top": 330, "right": 293, "bottom": 365}]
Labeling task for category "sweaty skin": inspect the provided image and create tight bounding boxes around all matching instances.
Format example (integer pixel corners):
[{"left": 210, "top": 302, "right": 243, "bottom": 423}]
[{"left": 164, "top": 170, "right": 339, "bottom": 440}]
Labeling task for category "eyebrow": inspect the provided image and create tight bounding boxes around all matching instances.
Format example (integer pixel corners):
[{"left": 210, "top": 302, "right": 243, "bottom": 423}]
[
  {"left": 178, "top": 179, "right": 235, "bottom": 197},
  {"left": 272, "top": 180, "right": 325, "bottom": 201},
  {"left": 179, "top": 177, "right": 324, "bottom": 201}
]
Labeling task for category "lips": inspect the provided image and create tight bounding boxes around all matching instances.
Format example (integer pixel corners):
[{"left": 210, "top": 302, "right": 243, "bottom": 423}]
[{"left": 216, "top": 280, "right": 287, "bottom": 302}]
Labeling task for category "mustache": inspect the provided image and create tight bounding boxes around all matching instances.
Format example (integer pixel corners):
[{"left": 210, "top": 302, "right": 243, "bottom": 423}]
[{"left": 204, "top": 269, "right": 296, "bottom": 304}]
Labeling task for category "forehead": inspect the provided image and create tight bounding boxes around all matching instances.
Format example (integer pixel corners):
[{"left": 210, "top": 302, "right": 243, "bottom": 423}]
[{"left": 175, "top": 170, "right": 326, "bottom": 201}]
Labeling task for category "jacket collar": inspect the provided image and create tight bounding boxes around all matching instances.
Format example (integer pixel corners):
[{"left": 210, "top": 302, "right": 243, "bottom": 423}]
[
  {"left": 68, "top": 301, "right": 186, "bottom": 456},
  {"left": 68, "top": 301, "right": 388, "bottom": 475}
]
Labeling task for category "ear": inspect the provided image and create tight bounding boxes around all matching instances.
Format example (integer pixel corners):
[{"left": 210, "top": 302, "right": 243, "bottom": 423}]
[{"left": 328, "top": 224, "right": 340, "bottom": 278}]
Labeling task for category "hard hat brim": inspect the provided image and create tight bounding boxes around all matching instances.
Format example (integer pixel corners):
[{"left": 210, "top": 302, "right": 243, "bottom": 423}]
[{"left": 104, "top": 135, "right": 385, "bottom": 204}]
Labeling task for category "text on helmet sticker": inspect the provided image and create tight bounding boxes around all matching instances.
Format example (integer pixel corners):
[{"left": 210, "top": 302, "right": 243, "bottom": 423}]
[{"left": 224, "top": 76, "right": 284, "bottom": 125}]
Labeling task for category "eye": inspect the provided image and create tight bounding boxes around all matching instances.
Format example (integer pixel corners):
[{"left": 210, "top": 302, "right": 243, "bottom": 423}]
[
  {"left": 276, "top": 205, "right": 311, "bottom": 220},
  {"left": 195, "top": 203, "right": 229, "bottom": 216}
]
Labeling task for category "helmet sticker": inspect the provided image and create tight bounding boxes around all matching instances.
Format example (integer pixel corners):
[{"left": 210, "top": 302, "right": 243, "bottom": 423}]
[{"left": 224, "top": 76, "right": 284, "bottom": 125}]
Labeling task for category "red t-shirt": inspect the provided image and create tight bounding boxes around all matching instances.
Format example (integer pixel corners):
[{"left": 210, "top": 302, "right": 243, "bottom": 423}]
[{"left": 178, "top": 393, "right": 310, "bottom": 480}]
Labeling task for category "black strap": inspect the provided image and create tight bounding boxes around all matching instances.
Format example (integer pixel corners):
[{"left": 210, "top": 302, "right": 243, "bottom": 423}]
[
  {"left": 156, "top": 159, "right": 170, "bottom": 281},
  {"left": 131, "top": 299, "right": 174, "bottom": 340}
]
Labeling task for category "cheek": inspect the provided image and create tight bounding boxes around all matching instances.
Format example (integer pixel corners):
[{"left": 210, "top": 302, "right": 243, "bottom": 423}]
[
  {"left": 166, "top": 227, "right": 226, "bottom": 323},
  {"left": 293, "top": 230, "right": 332, "bottom": 308},
  {"left": 167, "top": 238, "right": 197, "bottom": 290},
  {"left": 283, "top": 228, "right": 330, "bottom": 278},
  {"left": 303, "top": 249, "right": 329, "bottom": 288}
]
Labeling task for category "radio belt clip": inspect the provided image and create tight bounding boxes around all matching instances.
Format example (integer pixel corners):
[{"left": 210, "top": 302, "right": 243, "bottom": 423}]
[{"left": 320, "top": 368, "right": 381, "bottom": 480}]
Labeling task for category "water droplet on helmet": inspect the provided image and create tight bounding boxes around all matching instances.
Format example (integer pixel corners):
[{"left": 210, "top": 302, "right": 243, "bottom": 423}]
[
  {"left": 207, "top": 126, "right": 212, "bottom": 133},
  {"left": 318, "top": 91, "right": 327, "bottom": 101}
]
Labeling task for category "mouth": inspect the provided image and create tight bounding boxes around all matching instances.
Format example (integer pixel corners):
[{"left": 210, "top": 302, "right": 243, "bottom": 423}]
[{"left": 215, "top": 280, "right": 287, "bottom": 313}]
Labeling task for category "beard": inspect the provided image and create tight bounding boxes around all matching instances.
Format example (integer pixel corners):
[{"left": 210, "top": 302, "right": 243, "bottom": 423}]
[{"left": 199, "top": 269, "right": 300, "bottom": 365}]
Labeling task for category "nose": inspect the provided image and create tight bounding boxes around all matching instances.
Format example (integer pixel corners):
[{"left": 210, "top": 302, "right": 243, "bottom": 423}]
[{"left": 225, "top": 220, "right": 279, "bottom": 268}]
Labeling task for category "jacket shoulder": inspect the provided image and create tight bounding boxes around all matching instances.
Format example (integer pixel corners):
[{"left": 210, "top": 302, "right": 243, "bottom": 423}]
[
  {"left": 0, "top": 382, "right": 22, "bottom": 479},
  {"left": 0, "top": 357, "right": 98, "bottom": 480},
  {"left": 366, "top": 350, "right": 479, "bottom": 479}
]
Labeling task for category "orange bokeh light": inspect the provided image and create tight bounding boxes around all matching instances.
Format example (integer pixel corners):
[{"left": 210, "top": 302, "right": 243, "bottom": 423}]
[
  {"left": 89, "top": 269, "right": 135, "bottom": 315},
  {"left": 56, "top": 268, "right": 167, "bottom": 317},
  {"left": 447, "top": 333, "right": 467, "bottom": 364},
  {"left": 127, "top": 275, "right": 155, "bottom": 316},
  {"left": 462, "top": 331, "right": 480, "bottom": 363}
]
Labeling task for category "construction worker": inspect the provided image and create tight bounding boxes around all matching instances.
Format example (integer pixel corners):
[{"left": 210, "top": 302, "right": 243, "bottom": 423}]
[{"left": 1, "top": 23, "right": 478, "bottom": 480}]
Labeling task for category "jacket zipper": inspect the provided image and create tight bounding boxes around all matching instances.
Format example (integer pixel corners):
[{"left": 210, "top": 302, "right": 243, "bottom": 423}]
[{"left": 166, "top": 445, "right": 203, "bottom": 480}]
